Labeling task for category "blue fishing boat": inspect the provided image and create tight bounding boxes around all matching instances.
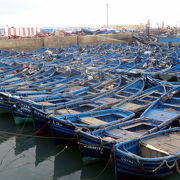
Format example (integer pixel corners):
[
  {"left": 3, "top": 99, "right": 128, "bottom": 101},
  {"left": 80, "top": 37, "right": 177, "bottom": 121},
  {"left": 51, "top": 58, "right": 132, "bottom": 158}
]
[
  {"left": 6, "top": 72, "right": 121, "bottom": 125},
  {"left": 31, "top": 76, "right": 128, "bottom": 133},
  {"left": 0, "top": 66, "right": 82, "bottom": 97},
  {"left": 114, "top": 127, "right": 180, "bottom": 178},
  {"left": 159, "top": 64, "right": 180, "bottom": 81},
  {"left": 114, "top": 84, "right": 166, "bottom": 114},
  {"left": 0, "top": 67, "right": 57, "bottom": 91},
  {"left": 145, "top": 75, "right": 180, "bottom": 89},
  {"left": 78, "top": 118, "right": 164, "bottom": 163},
  {"left": 0, "top": 64, "right": 24, "bottom": 77},
  {"left": 50, "top": 108, "right": 135, "bottom": 144},
  {"left": 6, "top": 72, "right": 111, "bottom": 123},
  {"left": 124, "top": 58, "right": 171, "bottom": 78},
  {"left": 77, "top": 86, "right": 179, "bottom": 162},
  {"left": 140, "top": 86, "right": 180, "bottom": 124},
  {"left": 31, "top": 77, "right": 142, "bottom": 135},
  {"left": 142, "top": 61, "right": 172, "bottom": 78},
  {"left": 87, "top": 78, "right": 145, "bottom": 111},
  {"left": 110, "top": 61, "right": 135, "bottom": 74}
]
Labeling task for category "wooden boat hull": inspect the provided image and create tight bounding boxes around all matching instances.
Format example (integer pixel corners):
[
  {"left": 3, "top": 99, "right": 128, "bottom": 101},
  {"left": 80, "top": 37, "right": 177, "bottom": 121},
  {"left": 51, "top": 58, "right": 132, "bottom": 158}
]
[
  {"left": 50, "top": 109, "right": 135, "bottom": 145},
  {"left": 78, "top": 130, "right": 114, "bottom": 160},
  {"left": 0, "top": 108, "right": 11, "bottom": 114},
  {"left": 114, "top": 128, "right": 180, "bottom": 178},
  {"left": 13, "top": 115, "right": 33, "bottom": 125},
  {"left": 31, "top": 107, "right": 51, "bottom": 135},
  {"left": 78, "top": 118, "right": 162, "bottom": 161}
]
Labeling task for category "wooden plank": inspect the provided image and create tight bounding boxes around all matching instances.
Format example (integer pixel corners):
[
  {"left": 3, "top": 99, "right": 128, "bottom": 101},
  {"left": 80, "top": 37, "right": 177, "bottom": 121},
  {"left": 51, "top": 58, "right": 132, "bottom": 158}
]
[
  {"left": 141, "top": 132, "right": 180, "bottom": 155},
  {"left": 120, "top": 102, "right": 145, "bottom": 111},
  {"left": 54, "top": 83, "right": 63, "bottom": 88},
  {"left": 29, "top": 95, "right": 49, "bottom": 98},
  {"left": 107, "top": 129, "right": 140, "bottom": 139},
  {"left": 80, "top": 117, "right": 107, "bottom": 125},
  {"left": 96, "top": 97, "right": 120, "bottom": 104},
  {"left": 16, "top": 90, "right": 37, "bottom": 93},
  {"left": 37, "top": 102, "right": 55, "bottom": 106},
  {"left": 102, "top": 136, "right": 116, "bottom": 141},
  {"left": 140, "top": 145, "right": 169, "bottom": 158},
  {"left": 57, "top": 109, "right": 79, "bottom": 115},
  {"left": 158, "top": 143, "right": 179, "bottom": 154},
  {"left": 67, "top": 86, "right": 83, "bottom": 92},
  {"left": 5, "top": 77, "right": 21, "bottom": 82},
  {"left": 121, "top": 122, "right": 152, "bottom": 130},
  {"left": 86, "top": 66, "right": 96, "bottom": 71}
]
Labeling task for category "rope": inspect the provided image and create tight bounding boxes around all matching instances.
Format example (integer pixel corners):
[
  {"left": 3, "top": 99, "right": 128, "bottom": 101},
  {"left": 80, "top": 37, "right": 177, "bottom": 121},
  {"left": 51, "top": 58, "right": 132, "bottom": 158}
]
[
  {"left": 83, "top": 150, "right": 113, "bottom": 180},
  {"left": 176, "top": 160, "right": 180, "bottom": 173},
  {"left": 77, "top": 140, "right": 111, "bottom": 147},
  {"left": 47, "top": 134, "right": 76, "bottom": 161},
  {"left": 75, "top": 127, "right": 90, "bottom": 133},
  {"left": 99, "top": 137, "right": 104, "bottom": 154},
  {"left": 34, "top": 119, "right": 51, "bottom": 134},
  {"left": 152, "top": 159, "right": 176, "bottom": 173},
  {"left": 8, "top": 97, "right": 21, "bottom": 104},
  {"left": 0, "top": 130, "right": 77, "bottom": 140},
  {"left": 0, "top": 135, "right": 16, "bottom": 167}
]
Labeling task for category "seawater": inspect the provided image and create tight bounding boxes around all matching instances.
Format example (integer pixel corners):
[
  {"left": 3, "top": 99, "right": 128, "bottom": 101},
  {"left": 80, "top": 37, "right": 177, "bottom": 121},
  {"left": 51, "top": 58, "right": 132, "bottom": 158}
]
[{"left": 0, "top": 113, "right": 179, "bottom": 180}]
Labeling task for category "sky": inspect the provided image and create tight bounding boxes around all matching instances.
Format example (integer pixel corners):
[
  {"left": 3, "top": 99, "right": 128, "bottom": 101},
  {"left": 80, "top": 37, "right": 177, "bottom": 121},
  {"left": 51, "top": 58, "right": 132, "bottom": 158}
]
[{"left": 0, "top": 0, "right": 180, "bottom": 28}]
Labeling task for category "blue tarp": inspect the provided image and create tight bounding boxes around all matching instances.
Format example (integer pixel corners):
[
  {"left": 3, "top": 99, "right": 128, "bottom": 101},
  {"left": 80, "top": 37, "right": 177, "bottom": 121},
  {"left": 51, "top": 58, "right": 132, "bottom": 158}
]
[
  {"left": 158, "top": 37, "right": 180, "bottom": 43},
  {"left": 41, "top": 28, "right": 54, "bottom": 33}
]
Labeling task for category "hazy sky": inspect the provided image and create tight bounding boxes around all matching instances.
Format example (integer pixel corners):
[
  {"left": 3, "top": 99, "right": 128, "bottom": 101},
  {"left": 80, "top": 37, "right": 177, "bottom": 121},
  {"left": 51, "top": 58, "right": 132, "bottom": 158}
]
[{"left": 0, "top": 0, "right": 180, "bottom": 28}]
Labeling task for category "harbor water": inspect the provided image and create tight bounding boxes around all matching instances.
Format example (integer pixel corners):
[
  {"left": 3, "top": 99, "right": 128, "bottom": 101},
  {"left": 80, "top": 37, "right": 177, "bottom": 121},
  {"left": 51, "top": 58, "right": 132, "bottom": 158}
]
[{"left": 0, "top": 112, "right": 179, "bottom": 180}]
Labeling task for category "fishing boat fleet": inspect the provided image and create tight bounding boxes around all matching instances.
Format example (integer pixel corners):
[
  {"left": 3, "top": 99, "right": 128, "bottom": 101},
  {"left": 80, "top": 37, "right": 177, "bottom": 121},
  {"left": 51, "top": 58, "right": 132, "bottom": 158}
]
[{"left": 0, "top": 43, "right": 179, "bottom": 179}]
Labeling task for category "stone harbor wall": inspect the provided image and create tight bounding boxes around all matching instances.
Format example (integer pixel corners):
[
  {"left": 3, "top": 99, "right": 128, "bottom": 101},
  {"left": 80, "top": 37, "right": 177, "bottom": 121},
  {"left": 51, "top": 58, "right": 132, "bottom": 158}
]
[{"left": 0, "top": 33, "right": 133, "bottom": 51}]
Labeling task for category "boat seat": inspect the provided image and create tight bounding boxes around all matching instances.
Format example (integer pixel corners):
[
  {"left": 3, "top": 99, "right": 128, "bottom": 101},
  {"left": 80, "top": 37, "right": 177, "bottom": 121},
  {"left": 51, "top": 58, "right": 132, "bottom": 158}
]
[
  {"left": 162, "top": 103, "right": 180, "bottom": 109},
  {"left": 80, "top": 117, "right": 107, "bottom": 125},
  {"left": 86, "top": 66, "right": 96, "bottom": 71},
  {"left": 105, "top": 129, "right": 140, "bottom": 140},
  {"left": 115, "top": 69, "right": 125, "bottom": 72},
  {"left": 67, "top": 86, "right": 83, "bottom": 92},
  {"left": 30, "top": 94, "right": 49, "bottom": 98},
  {"left": 115, "top": 94, "right": 131, "bottom": 99},
  {"left": 56, "top": 109, "right": 80, "bottom": 115},
  {"left": 138, "top": 90, "right": 163, "bottom": 99},
  {"left": 140, "top": 132, "right": 180, "bottom": 158},
  {"left": 5, "top": 77, "right": 21, "bottom": 82},
  {"left": 150, "top": 91, "right": 164, "bottom": 95},
  {"left": 54, "top": 83, "right": 64, "bottom": 88},
  {"left": 129, "top": 69, "right": 140, "bottom": 73},
  {"left": 120, "top": 102, "right": 145, "bottom": 112},
  {"left": 16, "top": 90, "right": 37, "bottom": 93},
  {"left": 171, "top": 97, "right": 180, "bottom": 101},
  {"left": 139, "top": 97, "right": 158, "bottom": 102},
  {"left": 79, "top": 103, "right": 98, "bottom": 108},
  {"left": 140, "top": 90, "right": 162, "bottom": 98},
  {"left": 121, "top": 58, "right": 130, "bottom": 62},
  {"left": 37, "top": 102, "right": 55, "bottom": 106},
  {"left": 121, "top": 123, "right": 155, "bottom": 134},
  {"left": 96, "top": 97, "right": 120, "bottom": 104}
]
